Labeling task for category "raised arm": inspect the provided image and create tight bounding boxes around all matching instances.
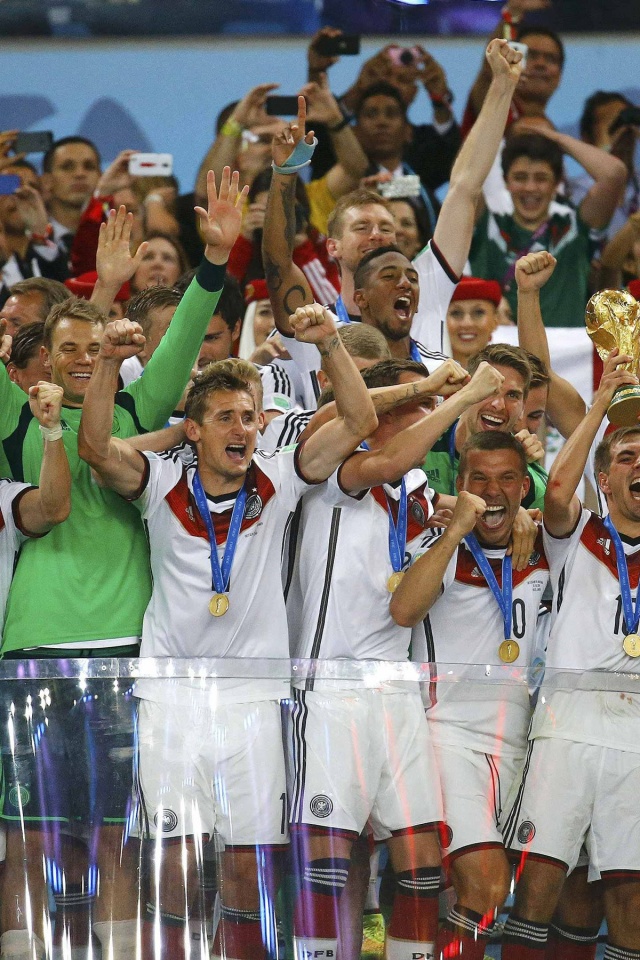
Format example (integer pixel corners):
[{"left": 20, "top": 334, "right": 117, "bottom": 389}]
[
  {"left": 339, "top": 362, "right": 503, "bottom": 493},
  {"left": 194, "top": 83, "right": 279, "bottom": 202},
  {"left": 515, "top": 251, "right": 587, "bottom": 438},
  {"left": 263, "top": 97, "right": 316, "bottom": 336},
  {"left": 433, "top": 39, "right": 523, "bottom": 276},
  {"left": 302, "top": 75, "right": 368, "bottom": 196},
  {"left": 601, "top": 210, "right": 640, "bottom": 277},
  {"left": 127, "top": 167, "right": 249, "bottom": 431},
  {"left": 291, "top": 304, "right": 377, "bottom": 482},
  {"left": 91, "top": 206, "right": 148, "bottom": 315},
  {"left": 544, "top": 352, "right": 637, "bottom": 536},
  {"left": 17, "top": 382, "right": 71, "bottom": 533},
  {"left": 525, "top": 126, "right": 627, "bottom": 231},
  {"left": 78, "top": 319, "right": 148, "bottom": 497},
  {"left": 390, "top": 491, "right": 487, "bottom": 627}
]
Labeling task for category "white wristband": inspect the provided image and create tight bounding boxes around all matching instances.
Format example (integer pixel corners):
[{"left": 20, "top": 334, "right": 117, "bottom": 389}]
[{"left": 40, "top": 423, "right": 63, "bottom": 442}]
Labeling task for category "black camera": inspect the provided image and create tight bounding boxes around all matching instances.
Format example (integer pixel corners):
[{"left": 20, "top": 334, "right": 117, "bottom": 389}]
[{"left": 609, "top": 105, "right": 640, "bottom": 135}]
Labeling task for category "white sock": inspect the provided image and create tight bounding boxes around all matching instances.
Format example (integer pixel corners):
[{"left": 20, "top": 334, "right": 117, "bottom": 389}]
[
  {"left": 385, "top": 935, "right": 434, "bottom": 960},
  {"left": 0, "top": 930, "right": 46, "bottom": 960},
  {"left": 92, "top": 920, "right": 137, "bottom": 960},
  {"left": 292, "top": 936, "right": 337, "bottom": 959}
]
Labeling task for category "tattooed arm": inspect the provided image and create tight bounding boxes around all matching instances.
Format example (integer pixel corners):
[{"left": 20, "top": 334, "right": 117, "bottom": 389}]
[{"left": 262, "top": 98, "right": 316, "bottom": 336}]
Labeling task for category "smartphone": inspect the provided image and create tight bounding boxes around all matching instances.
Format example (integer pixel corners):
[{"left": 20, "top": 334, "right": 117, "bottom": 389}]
[
  {"left": 265, "top": 96, "right": 300, "bottom": 117},
  {"left": 315, "top": 33, "right": 361, "bottom": 57},
  {"left": 378, "top": 175, "right": 421, "bottom": 200},
  {"left": 609, "top": 105, "right": 640, "bottom": 134},
  {"left": 128, "top": 153, "right": 173, "bottom": 176},
  {"left": 14, "top": 131, "right": 53, "bottom": 155},
  {"left": 0, "top": 175, "right": 21, "bottom": 195}
]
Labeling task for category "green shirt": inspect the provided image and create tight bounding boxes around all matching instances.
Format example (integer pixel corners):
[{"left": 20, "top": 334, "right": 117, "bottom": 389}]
[
  {"left": 470, "top": 206, "right": 597, "bottom": 328},
  {"left": 423, "top": 422, "right": 547, "bottom": 512},
  {"left": 1, "top": 261, "right": 224, "bottom": 651}
]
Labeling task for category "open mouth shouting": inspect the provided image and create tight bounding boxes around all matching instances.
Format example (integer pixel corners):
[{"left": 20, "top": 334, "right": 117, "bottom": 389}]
[
  {"left": 394, "top": 296, "right": 412, "bottom": 320},
  {"left": 225, "top": 443, "right": 247, "bottom": 465},
  {"left": 630, "top": 479, "right": 640, "bottom": 500},
  {"left": 479, "top": 413, "right": 506, "bottom": 432},
  {"left": 478, "top": 504, "right": 507, "bottom": 533}
]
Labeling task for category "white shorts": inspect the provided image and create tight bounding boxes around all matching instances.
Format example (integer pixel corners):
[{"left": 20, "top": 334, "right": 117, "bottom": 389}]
[
  {"left": 135, "top": 698, "right": 287, "bottom": 848},
  {"left": 502, "top": 736, "right": 640, "bottom": 880},
  {"left": 433, "top": 740, "right": 521, "bottom": 858},
  {"left": 288, "top": 688, "right": 442, "bottom": 840}
]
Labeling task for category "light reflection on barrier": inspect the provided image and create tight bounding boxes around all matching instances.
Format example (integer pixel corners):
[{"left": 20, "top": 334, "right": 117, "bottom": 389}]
[{"left": 0, "top": 658, "right": 636, "bottom": 959}]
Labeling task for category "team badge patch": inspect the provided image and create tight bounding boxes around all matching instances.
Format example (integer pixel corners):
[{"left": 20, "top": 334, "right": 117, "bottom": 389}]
[
  {"left": 155, "top": 809, "right": 179, "bottom": 832},
  {"left": 244, "top": 494, "right": 263, "bottom": 520},
  {"left": 310, "top": 794, "right": 333, "bottom": 818},
  {"left": 8, "top": 785, "right": 30, "bottom": 809},
  {"left": 410, "top": 500, "right": 426, "bottom": 527},
  {"left": 528, "top": 551, "right": 540, "bottom": 565},
  {"left": 517, "top": 820, "right": 536, "bottom": 844}
]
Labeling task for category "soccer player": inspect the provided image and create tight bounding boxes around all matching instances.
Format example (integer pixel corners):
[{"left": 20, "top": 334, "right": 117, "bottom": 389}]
[
  {"left": 390, "top": 431, "right": 550, "bottom": 957},
  {"left": 288, "top": 358, "right": 504, "bottom": 960},
  {"left": 422, "top": 342, "right": 548, "bottom": 510},
  {"left": 262, "top": 39, "right": 525, "bottom": 407},
  {"left": 77, "top": 302, "right": 377, "bottom": 960},
  {"left": 501, "top": 353, "right": 640, "bottom": 958},
  {"left": 0, "top": 166, "right": 249, "bottom": 960}
]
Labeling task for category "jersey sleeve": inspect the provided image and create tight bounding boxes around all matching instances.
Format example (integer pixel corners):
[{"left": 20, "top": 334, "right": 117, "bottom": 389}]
[
  {"left": 125, "top": 259, "right": 225, "bottom": 433},
  {"left": 410, "top": 240, "right": 460, "bottom": 356},
  {"left": 259, "top": 362, "right": 296, "bottom": 415},
  {"left": 260, "top": 409, "right": 313, "bottom": 455},
  {"left": 0, "top": 480, "right": 35, "bottom": 546},
  {"left": 522, "top": 461, "right": 548, "bottom": 512},
  {"left": 131, "top": 452, "right": 184, "bottom": 519},
  {"left": 255, "top": 444, "right": 323, "bottom": 511},
  {"left": 542, "top": 506, "right": 590, "bottom": 581},
  {"left": 0, "top": 363, "right": 30, "bottom": 446}
]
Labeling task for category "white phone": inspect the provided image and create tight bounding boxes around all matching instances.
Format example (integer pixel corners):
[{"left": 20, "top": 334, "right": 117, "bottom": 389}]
[{"left": 128, "top": 153, "right": 173, "bottom": 176}]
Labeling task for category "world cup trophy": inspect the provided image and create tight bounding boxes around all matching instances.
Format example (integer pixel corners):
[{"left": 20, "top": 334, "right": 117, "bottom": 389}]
[{"left": 586, "top": 289, "right": 640, "bottom": 426}]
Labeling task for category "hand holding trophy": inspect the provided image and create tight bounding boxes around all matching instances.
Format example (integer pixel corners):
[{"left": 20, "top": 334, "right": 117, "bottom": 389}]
[{"left": 586, "top": 289, "right": 640, "bottom": 426}]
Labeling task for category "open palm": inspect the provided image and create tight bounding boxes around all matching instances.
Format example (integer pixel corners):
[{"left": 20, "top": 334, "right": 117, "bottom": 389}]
[{"left": 194, "top": 167, "right": 249, "bottom": 266}]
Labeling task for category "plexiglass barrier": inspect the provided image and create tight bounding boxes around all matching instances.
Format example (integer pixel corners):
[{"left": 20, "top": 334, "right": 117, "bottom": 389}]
[{"left": 0, "top": 656, "right": 636, "bottom": 959}]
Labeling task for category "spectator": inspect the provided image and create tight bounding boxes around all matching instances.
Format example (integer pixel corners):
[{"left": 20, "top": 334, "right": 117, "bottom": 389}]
[
  {"left": 130, "top": 232, "right": 188, "bottom": 292},
  {"left": 470, "top": 130, "right": 627, "bottom": 327},
  {"left": 307, "top": 29, "right": 461, "bottom": 196},
  {"left": 446, "top": 277, "right": 502, "bottom": 369},
  {"left": 386, "top": 195, "right": 431, "bottom": 260},
  {"left": 41, "top": 136, "right": 101, "bottom": 258},
  {"left": 237, "top": 278, "right": 277, "bottom": 361},
  {"left": 0, "top": 276, "right": 69, "bottom": 336},
  {"left": 64, "top": 269, "right": 130, "bottom": 321},
  {"left": 5, "top": 320, "right": 49, "bottom": 393}
]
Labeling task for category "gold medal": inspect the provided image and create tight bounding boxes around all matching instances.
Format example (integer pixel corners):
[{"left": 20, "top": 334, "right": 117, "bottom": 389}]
[
  {"left": 623, "top": 634, "right": 640, "bottom": 657},
  {"left": 498, "top": 639, "right": 520, "bottom": 663},
  {"left": 209, "top": 593, "right": 229, "bottom": 617},
  {"left": 387, "top": 571, "right": 405, "bottom": 593}
]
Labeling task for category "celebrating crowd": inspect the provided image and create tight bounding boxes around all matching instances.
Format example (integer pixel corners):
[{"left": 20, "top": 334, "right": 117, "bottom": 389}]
[{"left": 0, "top": 2, "right": 639, "bottom": 959}]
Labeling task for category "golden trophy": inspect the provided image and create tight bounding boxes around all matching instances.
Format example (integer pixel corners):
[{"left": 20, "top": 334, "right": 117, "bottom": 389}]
[{"left": 586, "top": 289, "right": 640, "bottom": 427}]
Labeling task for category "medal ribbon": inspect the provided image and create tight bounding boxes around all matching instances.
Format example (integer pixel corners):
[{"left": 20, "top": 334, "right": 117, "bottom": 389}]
[
  {"left": 604, "top": 515, "right": 640, "bottom": 635},
  {"left": 192, "top": 472, "right": 247, "bottom": 595},
  {"left": 464, "top": 532, "right": 513, "bottom": 640},
  {"left": 334, "top": 295, "right": 351, "bottom": 324},
  {"left": 385, "top": 478, "right": 408, "bottom": 576}
]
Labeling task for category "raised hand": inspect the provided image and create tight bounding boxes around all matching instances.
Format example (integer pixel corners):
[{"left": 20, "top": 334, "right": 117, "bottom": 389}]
[
  {"left": 271, "top": 96, "right": 315, "bottom": 169},
  {"left": 508, "top": 506, "right": 539, "bottom": 571},
  {"left": 95, "top": 150, "right": 137, "bottom": 197},
  {"left": 29, "top": 381, "right": 64, "bottom": 430},
  {"left": 300, "top": 75, "right": 343, "bottom": 128},
  {"left": 463, "top": 361, "right": 505, "bottom": 404},
  {"left": 308, "top": 26, "right": 344, "bottom": 74},
  {"left": 594, "top": 347, "right": 639, "bottom": 408},
  {"left": 194, "top": 167, "right": 250, "bottom": 266},
  {"left": 15, "top": 184, "right": 49, "bottom": 236},
  {"left": 96, "top": 206, "right": 149, "bottom": 288},
  {"left": 0, "top": 319, "right": 11, "bottom": 364},
  {"left": 515, "top": 428, "right": 545, "bottom": 463},
  {"left": 289, "top": 303, "right": 338, "bottom": 346},
  {"left": 486, "top": 38, "right": 524, "bottom": 87},
  {"left": 450, "top": 490, "right": 487, "bottom": 539},
  {"left": 99, "top": 319, "right": 146, "bottom": 363},
  {"left": 515, "top": 250, "right": 557, "bottom": 293},
  {"left": 426, "top": 358, "right": 470, "bottom": 397},
  {"left": 230, "top": 83, "right": 280, "bottom": 129}
]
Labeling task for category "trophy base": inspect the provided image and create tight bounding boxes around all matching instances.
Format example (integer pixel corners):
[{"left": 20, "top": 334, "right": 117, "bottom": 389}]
[{"left": 608, "top": 385, "right": 640, "bottom": 427}]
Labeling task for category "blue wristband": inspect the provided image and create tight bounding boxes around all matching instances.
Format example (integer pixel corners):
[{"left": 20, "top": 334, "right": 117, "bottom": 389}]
[{"left": 272, "top": 137, "right": 318, "bottom": 175}]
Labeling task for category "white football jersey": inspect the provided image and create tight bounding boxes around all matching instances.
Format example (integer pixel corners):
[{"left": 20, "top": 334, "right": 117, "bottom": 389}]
[
  {"left": 533, "top": 509, "right": 640, "bottom": 753},
  {"left": 132, "top": 445, "right": 316, "bottom": 704},
  {"left": 290, "top": 463, "right": 434, "bottom": 672},
  {"left": 412, "top": 530, "right": 549, "bottom": 757},
  {"left": 0, "top": 480, "right": 34, "bottom": 631}
]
